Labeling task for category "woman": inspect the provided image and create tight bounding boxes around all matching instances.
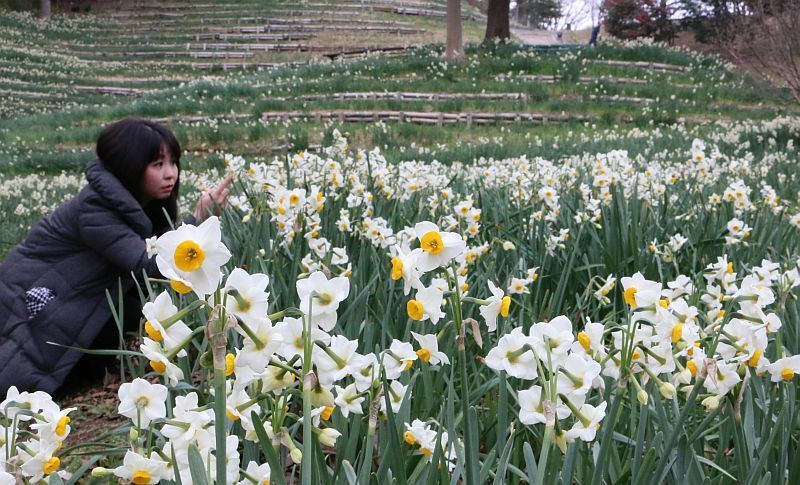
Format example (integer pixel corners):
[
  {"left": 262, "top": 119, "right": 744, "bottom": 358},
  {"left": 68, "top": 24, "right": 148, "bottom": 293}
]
[{"left": 0, "top": 118, "right": 232, "bottom": 396}]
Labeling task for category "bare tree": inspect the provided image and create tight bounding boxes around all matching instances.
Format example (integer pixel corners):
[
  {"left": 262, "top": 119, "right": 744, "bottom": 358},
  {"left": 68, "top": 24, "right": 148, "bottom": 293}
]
[
  {"left": 718, "top": 0, "right": 800, "bottom": 102},
  {"left": 446, "top": 0, "right": 465, "bottom": 59},
  {"left": 40, "top": 0, "right": 51, "bottom": 19},
  {"left": 556, "top": 0, "right": 596, "bottom": 30},
  {"left": 485, "top": 0, "right": 511, "bottom": 43}
]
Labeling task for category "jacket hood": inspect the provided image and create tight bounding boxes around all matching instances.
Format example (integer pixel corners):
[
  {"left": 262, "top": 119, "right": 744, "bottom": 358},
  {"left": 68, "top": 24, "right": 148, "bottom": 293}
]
[{"left": 85, "top": 158, "right": 153, "bottom": 237}]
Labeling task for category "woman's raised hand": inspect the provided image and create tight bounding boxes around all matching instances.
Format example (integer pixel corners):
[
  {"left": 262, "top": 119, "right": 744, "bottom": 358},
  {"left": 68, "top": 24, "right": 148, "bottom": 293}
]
[{"left": 193, "top": 173, "right": 234, "bottom": 222}]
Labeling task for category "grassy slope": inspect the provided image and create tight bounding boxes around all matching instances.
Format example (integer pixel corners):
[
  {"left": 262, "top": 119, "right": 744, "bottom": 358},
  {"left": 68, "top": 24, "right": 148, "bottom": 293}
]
[{"left": 0, "top": 0, "right": 796, "bottom": 178}]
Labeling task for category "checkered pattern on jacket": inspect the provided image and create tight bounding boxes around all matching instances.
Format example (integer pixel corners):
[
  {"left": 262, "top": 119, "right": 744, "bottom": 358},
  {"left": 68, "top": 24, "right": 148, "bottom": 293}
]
[{"left": 25, "top": 287, "right": 55, "bottom": 319}]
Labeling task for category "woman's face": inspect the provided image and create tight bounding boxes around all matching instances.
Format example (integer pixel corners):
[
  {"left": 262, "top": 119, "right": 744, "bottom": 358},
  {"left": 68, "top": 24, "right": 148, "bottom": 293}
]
[{"left": 138, "top": 147, "right": 178, "bottom": 205}]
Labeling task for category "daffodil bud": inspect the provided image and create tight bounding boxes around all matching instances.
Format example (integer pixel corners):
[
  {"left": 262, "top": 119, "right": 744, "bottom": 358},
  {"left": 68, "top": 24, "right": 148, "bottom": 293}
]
[
  {"left": 675, "top": 368, "right": 692, "bottom": 385},
  {"left": 502, "top": 240, "right": 516, "bottom": 251},
  {"left": 290, "top": 448, "right": 303, "bottom": 464},
  {"left": 637, "top": 388, "right": 649, "bottom": 405},
  {"left": 310, "top": 385, "right": 335, "bottom": 408},
  {"left": 702, "top": 395, "right": 720, "bottom": 411},
  {"left": 658, "top": 382, "right": 676, "bottom": 399},
  {"left": 318, "top": 428, "right": 342, "bottom": 447},
  {"left": 199, "top": 350, "right": 214, "bottom": 368},
  {"left": 554, "top": 430, "right": 569, "bottom": 454},
  {"left": 129, "top": 427, "right": 139, "bottom": 443},
  {"left": 91, "top": 467, "right": 110, "bottom": 478}
]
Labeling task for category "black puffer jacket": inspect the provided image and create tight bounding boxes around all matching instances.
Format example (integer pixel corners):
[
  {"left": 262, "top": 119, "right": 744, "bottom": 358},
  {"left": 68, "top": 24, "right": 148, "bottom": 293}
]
[{"left": 0, "top": 159, "right": 169, "bottom": 395}]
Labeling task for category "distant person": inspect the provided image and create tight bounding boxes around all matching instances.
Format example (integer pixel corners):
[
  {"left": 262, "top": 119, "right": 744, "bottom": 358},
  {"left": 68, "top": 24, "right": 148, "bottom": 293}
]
[
  {"left": 589, "top": 23, "right": 602, "bottom": 46},
  {"left": 0, "top": 117, "right": 233, "bottom": 396}
]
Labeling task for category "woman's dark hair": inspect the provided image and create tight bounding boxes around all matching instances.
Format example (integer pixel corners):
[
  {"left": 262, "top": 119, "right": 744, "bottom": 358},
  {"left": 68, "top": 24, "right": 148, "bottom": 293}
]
[{"left": 96, "top": 118, "right": 181, "bottom": 236}]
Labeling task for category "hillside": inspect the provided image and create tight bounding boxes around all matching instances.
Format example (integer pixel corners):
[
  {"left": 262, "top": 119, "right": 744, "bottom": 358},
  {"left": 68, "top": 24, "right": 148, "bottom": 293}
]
[
  {"left": 1, "top": 0, "right": 798, "bottom": 257},
  {"left": 0, "top": 0, "right": 795, "bottom": 171}
]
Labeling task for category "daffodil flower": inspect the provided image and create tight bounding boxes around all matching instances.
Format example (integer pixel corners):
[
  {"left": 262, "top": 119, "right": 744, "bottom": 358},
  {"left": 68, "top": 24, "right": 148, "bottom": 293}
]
[
  {"left": 406, "top": 284, "right": 445, "bottom": 325},
  {"left": 142, "top": 290, "right": 193, "bottom": 356},
  {"left": 117, "top": 378, "right": 168, "bottom": 428},
  {"left": 160, "top": 392, "right": 214, "bottom": 450},
  {"left": 412, "top": 221, "right": 466, "bottom": 273},
  {"left": 111, "top": 450, "right": 171, "bottom": 485},
  {"left": 564, "top": 401, "right": 607, "bottom": 442},
  {"left": 411, "top": 332, "right": 450, "bottom": 365},
  {"left": 556, "top": 353, "right": 601, "bottom": 397},
  {"left": 223, "top": 268, "right": 270, "bottom": 327},
  {"left": 155, "top": 216, "right": 232, "bottom": 297},
  {"left": 296, "top": 271, "right": 350, "bottom": 331},
  {"left": 768, "top": 355, "right": 800, "bottom": 382},
  {"left": 529, "top": 316, "right": 574, "bottom": 369},
  {"left": 140, "top": 338, "right": 184, "bottom": 385},
  {"left": 237, "top": 461, "right": 271, "bottom": 485},
  {"left": 334, "top": 383, "right": 365, "bottom": 417},
  {"left": 274, "top": 316, "right": 331, "bottom": 361},
  {"left": 313, "top": 335, "right": 362, "bottom": 385},
  {"left": 485, "top": 328, "right": 537, "bottom": 380},
  {"left": 381, "top": 380, "right": 409, "bottom": 414},
  {"left": 18, "top": 438, "right": 60, "bottom": 482},
  {"left": 389, "top": 244, "right": 423, "bottom": 295},
  {"left": 383, "top": 340, "right": 418, "bottom": 379},
  {"left": 235, "top": 318, "right": 283, "bottom": 375},
  {"left": 620, "top": 272, "right": 662, "bottom": 309},
  {"left": 702, "top": 360, "right": 741, "bottom": 397},
  {"left": 478, "top": 280, "right": 511, "bottom": 332}
]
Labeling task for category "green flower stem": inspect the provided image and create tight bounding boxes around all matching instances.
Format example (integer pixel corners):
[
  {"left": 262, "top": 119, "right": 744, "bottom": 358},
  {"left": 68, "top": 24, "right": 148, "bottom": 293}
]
[
  {"left": 160, "top": 299, "right": 206, "bottom": 330},
  {"left": 162, "top": 419, "right": 190, "bottom": 430},
  {"left": 642, "top": 365, "right": 666, "bottom": 385},
  {"left": 536, "top": 424, "right": 555, "bottom": 485},
  {"left": 558, "top": 393, "right": 590, "bottom": 427},
  {"left": 314, "top": 340, "right": 348, "bottom": 368},
  {"left": 301, "top": 296, "right": 315, "bottom": 484},
  {"left": 236, "top": 394, "right": 271, "bottom": 412},
  {"left": 226, "top": 289, "right": 250, "bottom": 312},
  {"left": 507, "top": 343, "right": 534, "bottom": 361},
  {"left": 460, "top": 296, "right": 490, "bottom": 306},
  {"left": 435, "top": 320, "right": 454, "bottom": 341},
  {"left": 268, "top": 357, "right": 301, "bottom": 378},
  {"left": 206, "top": 303, "right": 231, "bottom": 485},
  {"left": 267, "top": 307, "right": 303, "bottom": 322},
  {"left": 449, "top": 262, "right": 478, "bottom": 485},
  {"left": 165, "top": 327, "right": 206, "bottom": 360},
  {"left": 268, "top": 309, "right": 286, "bottom": 321},
  {"left": 237, "top": 319, "right": 266, "bottom": 349},
  {"left": 637, "top": 344, "right": 667, "bottom": 365},
  {"left": 590, "top": 384, "right": 624, "bottom": 485},
  {"left": 559, "top": 366, "right": 585, "bottom": 388}
]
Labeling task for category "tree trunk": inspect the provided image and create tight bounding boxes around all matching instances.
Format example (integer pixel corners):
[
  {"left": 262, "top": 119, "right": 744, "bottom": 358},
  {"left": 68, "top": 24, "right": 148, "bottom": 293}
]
[
  {"left": 484, "top": 0, "right": 511, "bottom": 43},
  {"left": 40, "top": 0, "right": 51, "bottom": 19},
  {"left": 445, "top": 0, "right": 464, "bottom": 59}
]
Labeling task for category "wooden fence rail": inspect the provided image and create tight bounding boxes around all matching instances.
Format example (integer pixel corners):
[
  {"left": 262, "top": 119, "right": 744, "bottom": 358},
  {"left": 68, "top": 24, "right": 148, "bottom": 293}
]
[
  {"left": 261, "top": 109, "right": 602, "bottom": 126},
  {"left": 496, "top": 74, "right": 694, "bottom": 89},
  {"left": 280, "top": 92, "right": 533, "bottom": 102},
  {"left": 587, "top": 59, "right": 692, "bottom": 73}
]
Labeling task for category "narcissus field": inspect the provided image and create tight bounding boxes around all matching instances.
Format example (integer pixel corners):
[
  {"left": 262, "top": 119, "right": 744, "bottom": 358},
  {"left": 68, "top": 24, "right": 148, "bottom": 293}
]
[
  {"left": 2, "top": 6, "right": 800, "bottom": 481},
  {"left": 4, "top": 121, "right": 800, "bottom": 483}
]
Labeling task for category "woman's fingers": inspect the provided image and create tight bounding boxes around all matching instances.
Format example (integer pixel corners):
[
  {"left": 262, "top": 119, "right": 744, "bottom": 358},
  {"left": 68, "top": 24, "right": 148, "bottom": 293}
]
[
  {"left": 209, "top": 174, "right": 233, "bottom": 200},
  {"left": 221, "top": 173, "right": 234, "bottom": 189}
]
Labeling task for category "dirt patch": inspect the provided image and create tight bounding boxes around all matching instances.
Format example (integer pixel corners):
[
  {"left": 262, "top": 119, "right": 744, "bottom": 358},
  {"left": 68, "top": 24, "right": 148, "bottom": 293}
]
[{"left": 54, "top": 371, "right": 127, "bottom": 479}]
